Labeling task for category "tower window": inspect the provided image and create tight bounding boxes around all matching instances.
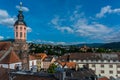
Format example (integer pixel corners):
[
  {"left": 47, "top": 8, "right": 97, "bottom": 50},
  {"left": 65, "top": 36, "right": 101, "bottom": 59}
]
[
  {"left": 20, "top": 32, "right": 22, "bottom": 37},
  {"left": 20, "top": 27, "right": 22, "bottom": 31},
  {"left": 16, "top": 32, "right": 18, "bottom": 37},
  {"left": 24, "top": 33, "right": 26, "bottom": 38},
  {"left": 16, "top": 26, "right": 18, "bottom": 30},
  {"left": 24, "top": 27, "right": 26, "bottom": 30}
]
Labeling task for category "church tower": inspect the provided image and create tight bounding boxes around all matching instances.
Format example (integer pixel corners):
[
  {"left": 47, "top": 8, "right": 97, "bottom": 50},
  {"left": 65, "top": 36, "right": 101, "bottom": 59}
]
[
  {"left": 13, "top": 2, "right": 29, "bottom": 70},
  {"left": 14, "top": 2, "right": 27, "bottom": 42}
]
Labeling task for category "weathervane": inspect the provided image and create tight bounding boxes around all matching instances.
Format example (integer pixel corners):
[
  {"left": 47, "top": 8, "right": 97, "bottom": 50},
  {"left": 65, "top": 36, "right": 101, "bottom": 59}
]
[{"left": 20, "top": 2, "right": 22, "bottom": 11}]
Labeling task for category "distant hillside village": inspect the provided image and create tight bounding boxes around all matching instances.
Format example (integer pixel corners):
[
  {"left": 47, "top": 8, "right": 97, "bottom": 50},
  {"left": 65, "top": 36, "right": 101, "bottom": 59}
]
[{"left": 1, "top": 2, "right": 120, "bottom": 80}]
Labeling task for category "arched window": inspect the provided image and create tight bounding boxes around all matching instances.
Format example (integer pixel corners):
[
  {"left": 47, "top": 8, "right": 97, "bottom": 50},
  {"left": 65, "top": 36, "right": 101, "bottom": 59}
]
[
  {"left": 16, "top": 26, "right": 18, "bottom": 30},
  {"left": 20, "top": 27, "right": 22, "bottom": 31},
  {"left": 20, "top": 32, "right": 22, "bottom": 37},
  {"left": 16, "top": 32, "right": 18, "bottom": 37},
  {"left": 24, "top": 27, "right": 26, "bottom": 30},
  {"left": 24, "top": 33, "right": 26, "bottom": 38}
]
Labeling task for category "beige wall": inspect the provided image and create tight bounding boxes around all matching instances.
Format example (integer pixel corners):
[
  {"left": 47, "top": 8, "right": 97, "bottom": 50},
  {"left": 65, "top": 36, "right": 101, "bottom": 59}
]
[
  {"left": 42, "top": 58, "right": 56, "bottom": 69},
  {"left": 14, "top": 25, "right": 26, "bottom": 40}
]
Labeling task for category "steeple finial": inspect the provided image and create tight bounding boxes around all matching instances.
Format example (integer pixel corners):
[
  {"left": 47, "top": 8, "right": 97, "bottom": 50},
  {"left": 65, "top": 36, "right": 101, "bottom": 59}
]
[
  {"left": 14, "top": 2, "right": 27, "bottom": 26},
  {"left": 20, "top": 2, "right": 22, "bottom": 11}
]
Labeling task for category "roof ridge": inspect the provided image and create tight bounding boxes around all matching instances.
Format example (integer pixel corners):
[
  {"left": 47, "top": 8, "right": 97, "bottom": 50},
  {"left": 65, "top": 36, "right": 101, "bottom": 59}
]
[{"left": 0, "top": 47, "right": 12, "bottom": 62}]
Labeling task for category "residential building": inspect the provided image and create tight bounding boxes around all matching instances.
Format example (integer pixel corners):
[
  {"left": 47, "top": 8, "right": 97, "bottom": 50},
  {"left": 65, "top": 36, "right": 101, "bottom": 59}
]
[
  {"left": 0, "top": 42, "right": 21, "bottom": 69},
  {"left": 42, "top": 56, "right": 56, "bottom": 70},
  {"left": 80, "top": 45, "right": 90, "bottom": 52},
  {"left": 58, "top": 53, "right": 120, "bottom": 78}
]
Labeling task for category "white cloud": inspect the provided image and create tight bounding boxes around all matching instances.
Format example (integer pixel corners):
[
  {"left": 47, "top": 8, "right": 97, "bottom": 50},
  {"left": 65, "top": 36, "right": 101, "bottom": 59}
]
[
  {"left": 33, "top": 39, "right": 68, "bottom": 45},
  {"left": 56, "top": 42, "right": 66, "bottom": 45},
  {"left": 102, "top": 29, "right": 120, "bottom": 42},
  {"left": 96, "top": 5, "right": 120, "bottom": 18},
  {"left": 0, "top": 9, "right": 15, "bottom": 27},
  {"left": 75, "top": 21, "right": 112, "bottom": 38},
  {"left": 27, "top": 27, "right": 32, "bottom": 32},
  {"left": 0, "top": 18, "right": 15, "bottom": 27},
  {"left": 0, "top": 10, "right": 9, "bottom": 18},
  {"left": 0, "top": 4, "right": 29, "bottom": 27},
  {"left": 51, "top": 16, "right": 59, "bottom": 25},
  {"left": 16, "top": 5, "right": 29, "bottom": 12},
  {"left": 33, "top": 39, "right": 87, "bottom": 45},
  {"left": 51, "top": 16, "right": 74, "bottom": 33},
  {"left": 56, "top": 26, "right": 74, "bottom": 33},
  {"left": 51, "top": 6, "right": 118, "bottom": 42},
  {"left": 0, "top": 36, "right": 4, "bottom": 40}
]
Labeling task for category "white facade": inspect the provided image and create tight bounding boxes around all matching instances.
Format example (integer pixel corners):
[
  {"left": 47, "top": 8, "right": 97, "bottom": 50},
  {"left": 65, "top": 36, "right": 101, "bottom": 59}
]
[
  {"left": 70, "top": 60, "right": 120, "bottom": 78},
  {"left": 29, "top": 60, "right": 37, "bottom": 69},
  {"left": 0, "top": 60, "right": 38, "bottom": 70},
  {"left": 0, "top": 62, "right": 22, "bottom": 69}
]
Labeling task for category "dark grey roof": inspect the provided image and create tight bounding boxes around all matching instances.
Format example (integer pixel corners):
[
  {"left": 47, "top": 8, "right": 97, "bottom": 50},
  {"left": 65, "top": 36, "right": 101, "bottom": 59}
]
[
  {"left": 58, "top": 53, "right": 120, "bottom": 61},
  {"left": 43, "top": 57, "right": 53, "bottom": 62}
]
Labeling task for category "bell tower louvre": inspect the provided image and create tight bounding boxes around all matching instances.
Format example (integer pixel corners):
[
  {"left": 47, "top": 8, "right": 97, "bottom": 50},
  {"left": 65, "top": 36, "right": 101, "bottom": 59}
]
[{"left": 13, "top": 2, "right": 29, "bottom": 70}]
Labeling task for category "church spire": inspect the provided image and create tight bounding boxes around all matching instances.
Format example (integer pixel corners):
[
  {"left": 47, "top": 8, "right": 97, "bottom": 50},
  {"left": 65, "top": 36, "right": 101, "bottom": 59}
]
[
  {"left": 14, "top": 2, "right": 26, "bottom": 26},
  {"left": 14, "top": 2, "right": 27, "bottom": 41}
]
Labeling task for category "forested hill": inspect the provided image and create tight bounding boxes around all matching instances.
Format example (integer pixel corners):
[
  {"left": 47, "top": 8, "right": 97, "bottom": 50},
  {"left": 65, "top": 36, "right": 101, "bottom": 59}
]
[
  {"left": 0, "top": 39, "right": 120, "bottom": 50},
  {"left": 76, "top": 42, "right": 120, "bottom": 49},
  {"left": 100, "top": 42, "right": 120, "bottom": 49},
  {"left": 76, "top": 43, "right": 104, "bottom": 48}
]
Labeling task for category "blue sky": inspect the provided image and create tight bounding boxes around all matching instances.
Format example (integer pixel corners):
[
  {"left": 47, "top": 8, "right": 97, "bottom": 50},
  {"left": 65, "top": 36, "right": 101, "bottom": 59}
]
[{"left": 0, "top": 0, "right": 120, "bottom": 44}]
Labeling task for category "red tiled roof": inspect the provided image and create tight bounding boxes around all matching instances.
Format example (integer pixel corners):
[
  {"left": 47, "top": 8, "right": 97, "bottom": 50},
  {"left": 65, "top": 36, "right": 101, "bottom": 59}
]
[
  {"left": 66, "top": 62, "right": 76, "bottom": 68},
  {"left": 29, "top": 55, "right": 36, "bottom": 60},
  {"left": 0, "top": 51, "right": 5, "bottom": 58},
  {"left": 59, "top": 61, "right": 76, "bottom": 68},
  {"left": 0, "top": 50, "right": 21, "bottom": 64},
  {"left": 0, "top": 42, "right": 11, "bottom": 50},
  {"left": 98, "top": 77, "right": 109, "bottom": 80},
  {"left": 59, "top": 53, "right": 120, "bottom": 61},
  {"left": 35, "top": 53, "right": 47, "bottom": 60}
]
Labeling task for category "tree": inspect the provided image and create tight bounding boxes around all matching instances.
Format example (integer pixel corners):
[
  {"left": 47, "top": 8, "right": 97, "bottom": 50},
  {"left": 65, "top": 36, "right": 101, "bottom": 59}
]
[
  {"left": 47, "top": 63, "right": 57, "bottom": 73},
  {"left": 96, "top": 48, "right": 106, "bottom": 53}
]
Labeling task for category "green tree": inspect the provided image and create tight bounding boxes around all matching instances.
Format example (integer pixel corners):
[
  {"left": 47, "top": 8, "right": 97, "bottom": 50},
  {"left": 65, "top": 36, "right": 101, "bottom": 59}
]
[
  {"left": 47, "top": 63, "right": 57, "bottom": 73},
  {"left": 96, "top": 48, "right": 106, "bottom": 53}
]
